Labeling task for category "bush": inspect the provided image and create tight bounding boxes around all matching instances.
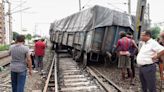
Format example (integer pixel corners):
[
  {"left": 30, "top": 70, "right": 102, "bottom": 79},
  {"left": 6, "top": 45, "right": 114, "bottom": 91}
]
[{"left": 0, "top": 45, "right": 9, "bottom": 51}]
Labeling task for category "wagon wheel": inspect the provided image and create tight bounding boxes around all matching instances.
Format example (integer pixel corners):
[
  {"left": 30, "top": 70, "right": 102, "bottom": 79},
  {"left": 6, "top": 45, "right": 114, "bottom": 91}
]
[
  {"left": 51, "top": 43, "right": 55, "bottom": 50},
  {"left": 54, "top": 43, "right": 58, "bottom": 52},
  {"left": 67, "top": 48, "right": 72, "bottom": 55},
  {"left": 83, "top": 53, "right": 88, "bottom": 68},
  {"left": 104, "top": 56, "right": 109, "bottom": 67},
  {"left": 104, "top": 52, "right": 112, "bottom": 67}
]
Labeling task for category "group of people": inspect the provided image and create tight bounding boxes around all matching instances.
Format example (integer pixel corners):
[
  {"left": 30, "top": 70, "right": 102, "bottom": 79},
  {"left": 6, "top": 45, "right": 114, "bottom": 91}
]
[
  {"left": 9, "top": 35, "right": 46, "bottom": 92},
  {"left": 116, "top": 30, "right": 164, "bottom": 92},
  {"left": 31, "top": 38, "right": 46, "bottom": 72},
  {"left": 116, "top": 31, "right": 138, "bottom": 84}
]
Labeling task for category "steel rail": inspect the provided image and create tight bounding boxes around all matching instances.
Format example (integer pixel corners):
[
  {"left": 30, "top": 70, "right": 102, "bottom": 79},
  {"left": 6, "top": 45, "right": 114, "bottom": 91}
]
[
  {"left": 87, "top": 66, "right": 124, "bottom": 92},
  {"left": 43, "top": 51, "right": 123, "bottom": 92},
  {"left": 43, "top": 54, "right": 55, "bottom": 92},
  {"left": 54, "top": 54, "right": 59, "bottom": 92}
]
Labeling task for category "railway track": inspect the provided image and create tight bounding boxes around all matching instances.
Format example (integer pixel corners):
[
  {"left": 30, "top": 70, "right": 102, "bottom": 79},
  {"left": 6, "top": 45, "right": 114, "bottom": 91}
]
[
  {"left": 0, "top": 51, "right": 9, "bottom": 59},
  {"left": 0, "top": 51, "right": 10, "bottom": 67},
  {"left": 0, "top": 51, "right": 11, "bottom": 92},
  {"left": 43, "top": 50, "right": 124, "bottom": 92}
]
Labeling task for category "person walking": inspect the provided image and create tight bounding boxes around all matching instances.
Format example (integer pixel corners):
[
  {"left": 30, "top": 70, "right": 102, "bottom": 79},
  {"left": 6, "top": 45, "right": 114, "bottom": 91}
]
[
  {"left": 137, "top": 30, "right": 164, "bottom": 92},
  {"left": 9, "top": 35, "right": 32, "bottom": 92},
  {"left": 34, "top": 38, "right": 46, "bottom": 71},
  {"left": 116, "top": 31, "right": 133, "bottom": 81}
]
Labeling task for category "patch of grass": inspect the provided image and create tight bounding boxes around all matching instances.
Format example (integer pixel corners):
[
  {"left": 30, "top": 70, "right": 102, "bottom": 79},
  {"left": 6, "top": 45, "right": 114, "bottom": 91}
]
[{"left": 0, "top": 45, "right": 9, "bottom": 51}]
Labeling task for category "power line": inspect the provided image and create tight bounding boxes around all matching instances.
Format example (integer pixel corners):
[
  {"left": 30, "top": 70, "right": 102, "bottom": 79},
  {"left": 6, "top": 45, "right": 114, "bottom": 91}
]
[
  {"left": 10, "top": 7, "right": 31, "bottom": 14},
  {"left": 106, "top": 0, "right": 132, "bottom": 13},
  {"left": 11, "top": 0, "right": 27, "bottom": 11},
  {"left": 106, "top": 2, "right": 125, "bottom": 12},
  {"left": 82, "top": 0, "right": 127, "bottom": 12},
  {"left": 101, "top": 0, "right": 126, "bottom": 12},
  {"left": 82, "top": 0, "right": 92, "bottom": 9}
]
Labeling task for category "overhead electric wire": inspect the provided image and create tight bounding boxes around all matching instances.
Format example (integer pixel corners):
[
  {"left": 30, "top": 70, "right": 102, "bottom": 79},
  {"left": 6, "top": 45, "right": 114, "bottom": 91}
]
[
  {"left": 11, "top": 0, "right": 27, "bottom": 11},
  {"left": 82, "top": 0, "right": 127, "bottom": 13},
  {"left": 102, "top": 0, "right": 127, "bottom": 12},
  {"left": 82, "top": 0, "right": 92, "bottom": 9},
  {"left": 11, "top": 7, "right": 31, "bottom": 14}
]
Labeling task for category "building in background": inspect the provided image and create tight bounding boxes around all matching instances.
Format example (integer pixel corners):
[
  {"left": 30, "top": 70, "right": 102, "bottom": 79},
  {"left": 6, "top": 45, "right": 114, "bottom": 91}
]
[{"left": 0, "top": 0, "right": 5, "bottom": 44}]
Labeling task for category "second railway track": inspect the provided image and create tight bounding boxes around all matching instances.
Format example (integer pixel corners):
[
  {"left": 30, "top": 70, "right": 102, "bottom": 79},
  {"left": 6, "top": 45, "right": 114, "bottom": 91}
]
[
  {"left": 43, "top": 50, "right": 124, "bottom": 92},
  {"left": 0, "top": 51, "right": 10, "bottom": 67}
]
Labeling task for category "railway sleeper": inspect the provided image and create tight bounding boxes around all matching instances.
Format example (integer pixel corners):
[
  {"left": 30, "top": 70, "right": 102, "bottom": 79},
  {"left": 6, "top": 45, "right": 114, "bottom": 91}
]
[
  {"left": 48, "top": 83, "right": 55, "bottom": 87},
  {"left": 57, "top": 54, "right": 106, "bottom": 92},
  {"left": 60, "top": 85, "right": 98, "bottom": 92}
]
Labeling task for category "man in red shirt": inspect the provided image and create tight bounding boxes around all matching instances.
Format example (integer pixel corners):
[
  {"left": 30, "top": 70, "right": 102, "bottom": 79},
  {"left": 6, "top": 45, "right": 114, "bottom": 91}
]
[
  {"left": 34, "top": 39, "right": 46, "bottom": 71},
  {"left": 116, "top": 31, "right": 133, "bottom": 82}
]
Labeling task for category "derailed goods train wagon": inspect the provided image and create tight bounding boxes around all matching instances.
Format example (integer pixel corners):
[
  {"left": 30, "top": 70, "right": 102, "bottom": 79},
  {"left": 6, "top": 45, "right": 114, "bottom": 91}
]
[{"left": 49, "top": 5, "right": 135, "bottom": 66}]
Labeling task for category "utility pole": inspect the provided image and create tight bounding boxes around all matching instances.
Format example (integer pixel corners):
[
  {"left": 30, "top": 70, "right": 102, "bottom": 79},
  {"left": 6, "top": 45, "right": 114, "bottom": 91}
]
[
  {"left": 6, "top": 0, "right": 12, "bottom": 43},
  {"left": 8, "top": 1, "right": 12, "bottom": 43},
  {"left": 147, "top": 3, "right": 150, "bottom": 28},
  {"left": 34, "top": 24, "right": 37, "bottom": 36},
  {"left": 20, "top": 0, "right": 22, "bottom": 31},
  {"left": 136, "top": 0, "right": 147, "bottom": 40},
  {"left": 128, "top": 0, "right": 131, "bottom": 15},
  {"left": 128, "top": 0, "right": 132, "bottom": 31},
  {"left": 1, "top": 0, "right": 5, "bottom": 44},
  {"left": 79, "top": 0, "right": 81, "bottom": 11}
]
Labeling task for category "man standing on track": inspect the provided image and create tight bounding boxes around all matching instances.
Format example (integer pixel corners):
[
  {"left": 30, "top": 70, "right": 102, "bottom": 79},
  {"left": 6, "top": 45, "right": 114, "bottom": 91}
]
[
  {"left": 126, "top": 32, "right": 138, "bottom": 84},
  {"left": 34, "top": 38, "right": 46, "bottom": 71}
]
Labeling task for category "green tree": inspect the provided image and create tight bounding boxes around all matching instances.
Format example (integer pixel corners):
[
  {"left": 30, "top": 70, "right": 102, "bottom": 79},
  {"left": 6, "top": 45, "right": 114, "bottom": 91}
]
[
  {"left": 13, "top": 31, "right": 19, "bottom": 41},
  {"left": 26, "top": 34, "right": 32, "bottom": 40},
  {"left": 26, "top": 34, "right": 32, "bottom": 44},
  {"left": 151, "top": 26, "right": 161, "bottom": 39}
]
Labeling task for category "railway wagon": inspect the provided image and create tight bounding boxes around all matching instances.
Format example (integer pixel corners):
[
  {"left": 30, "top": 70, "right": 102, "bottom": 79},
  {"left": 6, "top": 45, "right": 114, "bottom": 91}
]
[{"left": 49, "top": 5, "right": 135, "bottom": 66}]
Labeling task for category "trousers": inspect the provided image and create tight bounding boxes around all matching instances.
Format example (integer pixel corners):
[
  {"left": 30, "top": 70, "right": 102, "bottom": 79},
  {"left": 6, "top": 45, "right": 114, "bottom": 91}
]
[
  {"left": 139, "top": 64, "right": 156, "bottom": 92},
  {"left": 11, "top": 70, "right": 27, "bottom": 92}
]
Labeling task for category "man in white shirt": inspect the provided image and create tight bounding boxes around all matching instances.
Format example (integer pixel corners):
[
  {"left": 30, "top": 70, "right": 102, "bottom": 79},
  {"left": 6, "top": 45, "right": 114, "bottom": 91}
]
[{"left": 137, "top": 31, "right": 164, "bottom": 92}]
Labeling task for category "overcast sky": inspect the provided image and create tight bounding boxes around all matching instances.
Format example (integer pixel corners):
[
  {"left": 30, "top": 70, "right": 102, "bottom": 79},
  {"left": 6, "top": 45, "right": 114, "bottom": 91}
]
[{"left": 10, "top": 0, "right": 164, "bottom": 37}]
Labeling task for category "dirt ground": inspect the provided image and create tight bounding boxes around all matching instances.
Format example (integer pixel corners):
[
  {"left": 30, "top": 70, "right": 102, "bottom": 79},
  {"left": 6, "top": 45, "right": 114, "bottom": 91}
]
[
  {"left": 25, "top": 42, "right": 54, "bottom": 92},
  {"left": 93, "top": 63, "right": 163, "bottom": 92}
]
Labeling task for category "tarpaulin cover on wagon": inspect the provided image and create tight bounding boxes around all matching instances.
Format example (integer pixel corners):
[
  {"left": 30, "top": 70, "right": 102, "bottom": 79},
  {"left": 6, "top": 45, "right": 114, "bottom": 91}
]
[{"left": 51, "top": 5, "right": 135, "bottom": 32}]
